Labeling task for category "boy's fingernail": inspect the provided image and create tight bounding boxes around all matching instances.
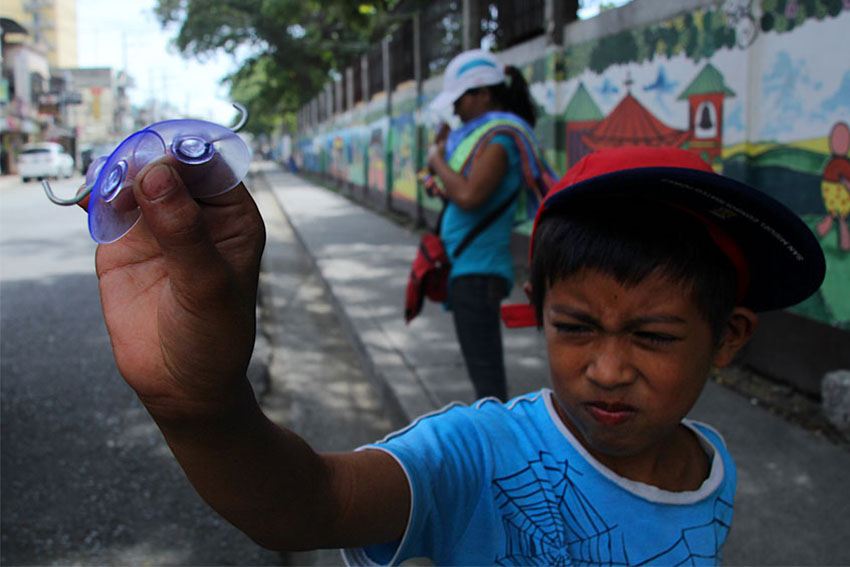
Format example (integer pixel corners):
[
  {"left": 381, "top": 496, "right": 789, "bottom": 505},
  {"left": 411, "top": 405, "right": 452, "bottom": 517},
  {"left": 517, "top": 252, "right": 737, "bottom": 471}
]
[{"left": 139, "top": 164, "right": 177, "bottom": 201}]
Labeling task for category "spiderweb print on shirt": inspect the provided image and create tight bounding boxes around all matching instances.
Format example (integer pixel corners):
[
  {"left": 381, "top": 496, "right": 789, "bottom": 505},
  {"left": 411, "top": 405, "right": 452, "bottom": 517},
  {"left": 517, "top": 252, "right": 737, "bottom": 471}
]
[{"left": 491, "top": 451, "right": 733, "bottom": 566}]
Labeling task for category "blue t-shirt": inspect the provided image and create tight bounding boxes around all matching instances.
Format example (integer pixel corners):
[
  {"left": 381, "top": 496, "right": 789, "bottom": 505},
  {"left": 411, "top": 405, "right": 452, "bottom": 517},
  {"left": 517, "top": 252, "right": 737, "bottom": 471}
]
[
  {"left": 439, "top": 132, "right": 521, "bottom": 288},
  {"left": 343, "top": 389, "right": 737, "bottom": 566}
]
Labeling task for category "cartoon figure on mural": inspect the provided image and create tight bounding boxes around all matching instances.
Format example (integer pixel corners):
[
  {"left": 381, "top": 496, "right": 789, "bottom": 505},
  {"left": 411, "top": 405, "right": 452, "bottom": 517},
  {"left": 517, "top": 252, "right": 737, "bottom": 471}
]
[
  {"left": 331, "top": 135, "right": 345, "bottom": 180},
  {"left": 368, "top": 128, "right": 386, "bottom": 192},
  {"left": 817, "top": 121, "right": 850, "bottom": 252},
  {"left": 393, "top": 118, "right": 417, "bottom": 198}
]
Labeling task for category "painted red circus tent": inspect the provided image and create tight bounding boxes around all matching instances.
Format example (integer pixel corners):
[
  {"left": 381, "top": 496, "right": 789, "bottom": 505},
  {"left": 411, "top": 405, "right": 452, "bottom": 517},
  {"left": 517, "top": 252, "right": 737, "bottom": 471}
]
[
  {"left": 581, "top": 91, "right": 691, "bottom": 152},
  {"left": 566, "top": 64, "right": 735, "bottom": 169}
]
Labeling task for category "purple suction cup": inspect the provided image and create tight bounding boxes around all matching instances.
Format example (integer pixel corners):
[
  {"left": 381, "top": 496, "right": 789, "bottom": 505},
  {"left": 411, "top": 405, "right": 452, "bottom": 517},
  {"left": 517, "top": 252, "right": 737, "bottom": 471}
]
[
  {"left": 144, "top": 119, "right": 251, "bottom": 198},
  {"left": 88, "top": 129, "right": 167, "bottom": 243},
  {"left": 43, "top": 104, "right": 251, "bottom": 244},
  {"left": 85, "top": 155, "right": 108, "bottom": 189}
]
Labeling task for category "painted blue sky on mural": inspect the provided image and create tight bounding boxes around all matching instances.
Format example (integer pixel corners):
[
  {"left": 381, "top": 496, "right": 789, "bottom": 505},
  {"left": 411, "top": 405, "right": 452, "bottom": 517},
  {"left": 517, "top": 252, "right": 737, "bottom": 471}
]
[
  {"left": 761, "top": 51, "right": 818, "bottom": 138},
  {"left": 642, "top": 66, "right": 679, "bottom": 117},
  {"left": 595, "top": 78, "right": 620, "bottom": 102},
  {"left": 818, "top": 71, "right": 850, "bottom": 117}
]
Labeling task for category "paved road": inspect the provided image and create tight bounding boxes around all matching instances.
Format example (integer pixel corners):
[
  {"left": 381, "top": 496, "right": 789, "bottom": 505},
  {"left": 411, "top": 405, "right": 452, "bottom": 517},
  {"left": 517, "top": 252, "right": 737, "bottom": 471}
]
[
  {"left": 0, "top": 171, "right": 400, "bottom": 566},
  {"left": 0, "top": 175, "right": 282, "bottom": 566}
]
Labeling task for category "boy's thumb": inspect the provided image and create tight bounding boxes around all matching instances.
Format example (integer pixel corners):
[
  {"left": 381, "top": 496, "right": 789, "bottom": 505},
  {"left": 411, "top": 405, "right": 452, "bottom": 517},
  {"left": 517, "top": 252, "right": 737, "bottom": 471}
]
[
  {"left": 136, "top": 162, "right": 185, "bottom": 206},
  {"left": 134, "top": 163, "right": 220, "bottom": 273}
]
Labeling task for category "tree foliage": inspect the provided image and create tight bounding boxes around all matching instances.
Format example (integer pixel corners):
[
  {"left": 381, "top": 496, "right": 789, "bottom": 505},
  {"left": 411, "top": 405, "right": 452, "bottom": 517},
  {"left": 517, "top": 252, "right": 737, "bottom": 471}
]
[{"left": 154, "top": 0, "right": 402, "bottom": 134}]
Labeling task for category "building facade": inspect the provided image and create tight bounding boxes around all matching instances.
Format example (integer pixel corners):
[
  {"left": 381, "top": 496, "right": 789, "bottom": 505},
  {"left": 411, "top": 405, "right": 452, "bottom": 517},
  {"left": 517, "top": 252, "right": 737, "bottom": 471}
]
[
  {"left": 3, "top": 0, "right": 77, "bottom": 69},
  {"left": 63, "top": 67, "right": 131, "bottom": 146},
  {"left": 2, "top": 1, "right": 133, "bottom": 172}
]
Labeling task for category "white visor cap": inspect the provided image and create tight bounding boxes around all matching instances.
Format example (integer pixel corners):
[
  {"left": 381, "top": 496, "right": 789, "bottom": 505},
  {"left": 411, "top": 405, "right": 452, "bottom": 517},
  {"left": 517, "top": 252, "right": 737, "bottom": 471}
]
[{"left": 428, "top": 49, "right": 506, "bottom": 111}]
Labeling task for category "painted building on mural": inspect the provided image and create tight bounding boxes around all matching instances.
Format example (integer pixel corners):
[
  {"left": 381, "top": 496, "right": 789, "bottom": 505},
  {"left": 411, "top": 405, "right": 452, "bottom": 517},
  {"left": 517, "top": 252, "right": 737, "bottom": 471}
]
[{"left": 295, "top": 0, "right": 850, "bottom": 340}]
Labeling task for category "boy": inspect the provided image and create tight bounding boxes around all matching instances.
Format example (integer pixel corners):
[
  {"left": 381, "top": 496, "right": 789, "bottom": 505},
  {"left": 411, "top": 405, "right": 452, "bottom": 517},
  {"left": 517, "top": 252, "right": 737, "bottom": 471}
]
[{"left": 93, "top": 146, "right": 824, "bottom": 565}]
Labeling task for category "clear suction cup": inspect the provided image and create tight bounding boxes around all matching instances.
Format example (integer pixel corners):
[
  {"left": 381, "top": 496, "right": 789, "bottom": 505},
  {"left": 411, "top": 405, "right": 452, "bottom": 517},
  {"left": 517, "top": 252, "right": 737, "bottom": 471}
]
[
  {"left": 88, "top": 130, "right": 167, "bottom": 243},
  {"left": 144, "top": 119, "right": 251, "bottom": 198}
]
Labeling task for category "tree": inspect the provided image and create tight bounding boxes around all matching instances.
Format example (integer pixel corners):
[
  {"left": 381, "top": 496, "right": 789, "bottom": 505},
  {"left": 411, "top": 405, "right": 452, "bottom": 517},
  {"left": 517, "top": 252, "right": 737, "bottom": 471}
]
[{"left": 155, "top": 0, "right": 402, "bottom": 134}]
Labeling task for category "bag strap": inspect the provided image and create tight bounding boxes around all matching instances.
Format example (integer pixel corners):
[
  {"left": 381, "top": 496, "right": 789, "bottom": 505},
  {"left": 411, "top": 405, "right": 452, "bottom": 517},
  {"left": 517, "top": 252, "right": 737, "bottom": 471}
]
[{"left": 451, "top": 190, "right": 519, "bottom": 260}]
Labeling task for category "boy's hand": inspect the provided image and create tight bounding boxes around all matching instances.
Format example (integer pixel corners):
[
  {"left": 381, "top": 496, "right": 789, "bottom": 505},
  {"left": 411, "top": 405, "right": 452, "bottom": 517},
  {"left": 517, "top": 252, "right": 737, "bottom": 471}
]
[
  {"left": 93, "top": 161, "right": 265, "bottom": 421},
  {"left": 85, "top": 162, "right": 413, "bottom": 550}
]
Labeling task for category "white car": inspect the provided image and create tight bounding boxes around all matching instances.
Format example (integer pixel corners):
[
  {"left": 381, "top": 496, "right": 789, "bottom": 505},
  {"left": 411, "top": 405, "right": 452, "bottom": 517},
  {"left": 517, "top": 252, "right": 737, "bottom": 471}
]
[{"left": 18, "top": 142, "right": 75, "bottom": 182}]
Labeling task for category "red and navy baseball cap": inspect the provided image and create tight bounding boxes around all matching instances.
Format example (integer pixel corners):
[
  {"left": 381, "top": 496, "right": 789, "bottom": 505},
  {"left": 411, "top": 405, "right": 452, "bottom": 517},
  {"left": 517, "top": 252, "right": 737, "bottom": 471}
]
[{"left": 501, "top": 145, "right": 826, "bottom": 328}]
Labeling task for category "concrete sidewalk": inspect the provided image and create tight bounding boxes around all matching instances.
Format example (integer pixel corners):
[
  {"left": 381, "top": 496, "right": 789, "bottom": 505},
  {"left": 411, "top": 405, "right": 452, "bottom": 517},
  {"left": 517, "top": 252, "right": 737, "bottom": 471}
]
[{"left": 253, "top": 161, "right": 850, "bottom": 566}]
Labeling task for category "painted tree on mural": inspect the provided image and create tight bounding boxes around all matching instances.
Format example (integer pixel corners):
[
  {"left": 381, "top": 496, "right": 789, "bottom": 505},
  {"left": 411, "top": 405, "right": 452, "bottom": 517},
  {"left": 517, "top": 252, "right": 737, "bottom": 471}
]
[
  {"left": 589, "top": 30, "right": 638, "bottom": 73},
  {"left": 580, "top": 7, "right": 745, "bottom": 79},
  {"left": 760, "top": 0, "right": 848, "bottom": 32}
]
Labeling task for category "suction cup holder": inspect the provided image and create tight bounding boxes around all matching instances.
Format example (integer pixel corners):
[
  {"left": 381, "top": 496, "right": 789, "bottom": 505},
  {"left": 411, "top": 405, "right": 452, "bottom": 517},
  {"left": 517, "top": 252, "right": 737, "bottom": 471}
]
[{"left": 43, "top": 103, "right": 251, "bottom": 244}]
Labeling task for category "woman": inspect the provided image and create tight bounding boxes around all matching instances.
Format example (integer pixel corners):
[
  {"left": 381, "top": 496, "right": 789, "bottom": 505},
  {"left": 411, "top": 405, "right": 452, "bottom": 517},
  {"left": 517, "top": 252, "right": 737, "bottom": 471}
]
[{"left": 425, "top": 49, "right": 554, "bottom": 401}]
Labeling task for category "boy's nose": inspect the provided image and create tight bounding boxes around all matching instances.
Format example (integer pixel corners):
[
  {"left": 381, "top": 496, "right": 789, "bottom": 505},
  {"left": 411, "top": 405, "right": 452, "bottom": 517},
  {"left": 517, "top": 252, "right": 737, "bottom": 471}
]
[{"left": 585, "top": 338, "right": 637, "bottom": 389}]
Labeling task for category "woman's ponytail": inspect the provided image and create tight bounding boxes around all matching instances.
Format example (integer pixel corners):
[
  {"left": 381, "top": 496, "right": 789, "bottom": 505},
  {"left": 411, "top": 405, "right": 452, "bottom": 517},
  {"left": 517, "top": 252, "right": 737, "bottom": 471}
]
[{"left": 490, "top": 65, "right": 537, "bottom": 128}]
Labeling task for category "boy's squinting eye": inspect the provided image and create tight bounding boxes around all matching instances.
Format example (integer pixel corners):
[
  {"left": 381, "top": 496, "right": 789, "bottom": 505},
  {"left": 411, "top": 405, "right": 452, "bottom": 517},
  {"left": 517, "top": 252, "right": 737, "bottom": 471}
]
[
  {"left": 633, "top": 331, "right": 680, "bottom": 346},
  {"left": 553, "top": 322, "right": 595, "bottom": 336},
  {"left": 553, "top": 323, "right": 681, "bottom": 346}
]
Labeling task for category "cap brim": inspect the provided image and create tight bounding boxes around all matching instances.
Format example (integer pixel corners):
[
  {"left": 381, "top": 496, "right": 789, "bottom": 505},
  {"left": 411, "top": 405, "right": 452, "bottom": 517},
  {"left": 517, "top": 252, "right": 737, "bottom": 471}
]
[
  {"left": 428, "top": 89, "right": 464, "bottom": 111},
  {"left": 537, "top": 166, "right": 825, "bottom": 313}
]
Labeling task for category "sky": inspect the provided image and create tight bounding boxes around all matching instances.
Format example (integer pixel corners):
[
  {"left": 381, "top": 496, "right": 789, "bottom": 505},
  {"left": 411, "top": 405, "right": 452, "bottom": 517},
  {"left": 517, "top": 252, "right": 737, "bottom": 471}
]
[
  {"left": 76, "top": 0, "right": 241, "bottom": 125},
  {"left": 577, "top": 0, "right": 633, "bottom": 19}
]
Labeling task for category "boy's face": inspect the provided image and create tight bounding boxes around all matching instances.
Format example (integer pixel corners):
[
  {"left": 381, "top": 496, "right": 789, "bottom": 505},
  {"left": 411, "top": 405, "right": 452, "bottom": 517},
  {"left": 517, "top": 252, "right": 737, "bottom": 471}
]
[{"left": 539, "top": 267, "right": 745, "bottom": 464}]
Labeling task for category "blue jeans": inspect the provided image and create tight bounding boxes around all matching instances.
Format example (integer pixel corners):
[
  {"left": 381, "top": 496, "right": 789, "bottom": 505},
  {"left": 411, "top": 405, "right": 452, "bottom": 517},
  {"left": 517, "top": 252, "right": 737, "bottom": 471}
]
[{"left": 450, "top": 275, "right": 510, "bottom": 402}]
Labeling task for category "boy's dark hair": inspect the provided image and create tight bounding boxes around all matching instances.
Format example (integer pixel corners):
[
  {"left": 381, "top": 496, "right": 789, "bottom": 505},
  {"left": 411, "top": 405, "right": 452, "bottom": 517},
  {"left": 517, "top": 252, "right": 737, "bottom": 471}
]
[{"left": 530, "top": 196, "right": 739, "bottom": 344}]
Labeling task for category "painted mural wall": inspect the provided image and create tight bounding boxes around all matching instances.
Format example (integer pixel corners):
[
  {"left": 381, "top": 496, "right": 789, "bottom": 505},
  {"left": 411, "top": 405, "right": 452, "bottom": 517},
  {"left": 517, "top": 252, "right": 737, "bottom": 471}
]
[{"left": 295, "top": 0, "right": 849, "bottom": 330}]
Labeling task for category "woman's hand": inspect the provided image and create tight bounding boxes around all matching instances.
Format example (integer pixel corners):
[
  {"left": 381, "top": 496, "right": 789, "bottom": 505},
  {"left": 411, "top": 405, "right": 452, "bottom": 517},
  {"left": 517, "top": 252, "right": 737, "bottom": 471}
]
[
  {"left": 426, "top": 122, "right": 451, "bottom": 172},
  {"left": 427, "top": 141, "right": 508, "bottom": 211},
  {"left": 93, "top": 161, "right": 266, "bottom": 421},
  {"left": 426, "top": 139, "right": 447, "bottom": 171},
  {"left": 434, "top": 122, "right": 450, "bottom": 145}
]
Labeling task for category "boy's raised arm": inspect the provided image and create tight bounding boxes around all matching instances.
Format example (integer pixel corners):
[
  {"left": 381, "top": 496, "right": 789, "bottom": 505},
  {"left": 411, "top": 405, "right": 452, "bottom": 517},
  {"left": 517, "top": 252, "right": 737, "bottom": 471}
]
[{"left": 92, "top": 162, "right": 409, "bottom": 551}]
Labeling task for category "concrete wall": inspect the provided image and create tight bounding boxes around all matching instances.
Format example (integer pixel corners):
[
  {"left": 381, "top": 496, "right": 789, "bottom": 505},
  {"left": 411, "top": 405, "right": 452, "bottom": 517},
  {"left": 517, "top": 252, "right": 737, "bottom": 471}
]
[{"left": 294, "top": 0, "right": 850, "bottom": 392}]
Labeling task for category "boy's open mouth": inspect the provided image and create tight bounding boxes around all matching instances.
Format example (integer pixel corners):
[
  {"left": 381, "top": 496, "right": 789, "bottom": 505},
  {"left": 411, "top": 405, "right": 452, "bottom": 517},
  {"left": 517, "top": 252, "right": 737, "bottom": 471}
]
[{"left": 585, "top": 402, "right": 636, "bottom": 426}]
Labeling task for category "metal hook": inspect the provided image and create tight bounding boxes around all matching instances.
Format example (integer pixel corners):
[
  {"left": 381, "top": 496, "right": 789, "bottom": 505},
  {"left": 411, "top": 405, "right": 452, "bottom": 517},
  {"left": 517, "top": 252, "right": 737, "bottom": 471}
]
[
  {"left": 43, "top": 180, "right": 91, "bottom": 206},
  {"left": 230, "top": 103, "right": 248, "bottom": 133}
]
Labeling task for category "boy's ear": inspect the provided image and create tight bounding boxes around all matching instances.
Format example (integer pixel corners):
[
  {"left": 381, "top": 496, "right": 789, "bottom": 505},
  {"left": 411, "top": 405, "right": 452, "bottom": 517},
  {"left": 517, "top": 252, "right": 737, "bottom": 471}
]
[
  {"left": 523, "top": 281, "right": 533, "bottom": 303},
  {"left": 712, "top": 307, "right": 759, "bottom": 368}
]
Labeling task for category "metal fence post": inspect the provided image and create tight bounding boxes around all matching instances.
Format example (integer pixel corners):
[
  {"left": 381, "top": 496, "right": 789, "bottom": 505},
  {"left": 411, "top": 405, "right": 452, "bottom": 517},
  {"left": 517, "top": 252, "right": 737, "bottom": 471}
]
[{"left": 382, "top": 35, "right": 393, "bottom": 211}]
